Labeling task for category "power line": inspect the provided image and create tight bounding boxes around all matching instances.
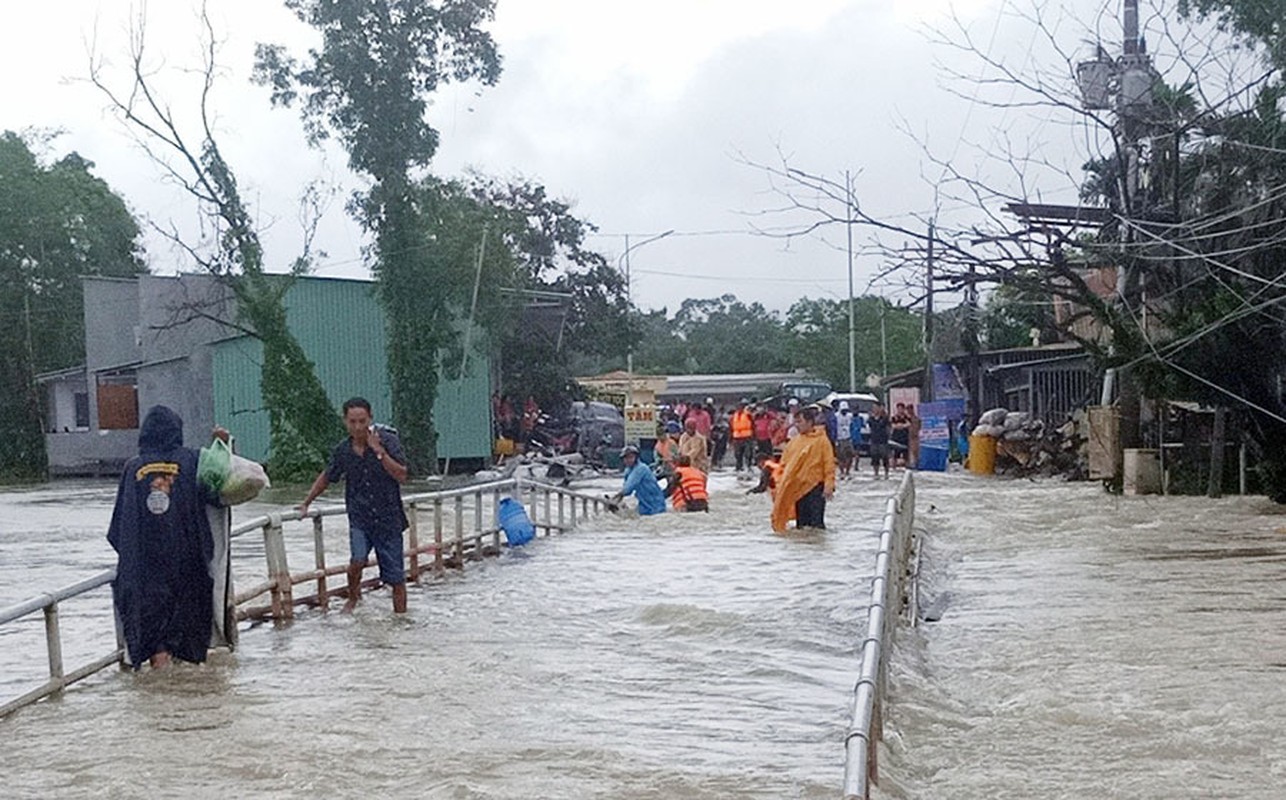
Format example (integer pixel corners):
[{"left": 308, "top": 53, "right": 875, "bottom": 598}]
[{"left": 633, "top": 267, "right": 848, "bottom": 284}]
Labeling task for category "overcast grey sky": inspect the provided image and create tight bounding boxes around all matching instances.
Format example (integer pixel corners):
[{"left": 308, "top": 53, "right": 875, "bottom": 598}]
[{"left": 0, "top": 1, "right": 1130, "bottom": 313}]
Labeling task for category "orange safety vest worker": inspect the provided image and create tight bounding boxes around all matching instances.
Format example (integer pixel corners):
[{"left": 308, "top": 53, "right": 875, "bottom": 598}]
[
  {"left": 730, "top": 409, "right": 754, "bottom": 440},
  {"left": 670, "top": 465, "right": 710, "bottom": 512}
]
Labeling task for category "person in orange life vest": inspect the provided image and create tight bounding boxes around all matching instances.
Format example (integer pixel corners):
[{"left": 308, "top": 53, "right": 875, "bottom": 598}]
[
  {"left": 678, "top": 417, "right": 710, "bottom": 473},
  {"left": 655, "top": 420, "right": 681, "bottom": 473},
  {"left": 771, "top": 406, "right": 837, "bottom": 533},
  {"left": 666, "top": 455, "right": 710, "bottom": 512},
  {"left": 729, "top": 398, "right": 756, "bottom": 472},
  {"left": 747, "top": 452, "right": 783, "bottom": 499}
]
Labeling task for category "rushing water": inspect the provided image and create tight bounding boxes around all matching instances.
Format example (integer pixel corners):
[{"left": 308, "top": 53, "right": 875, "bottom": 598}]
[
  {"left": 7, "top": 471, "right": 1285, "bottom": 798},
  {"left": 876, "top": 473, "right": 1286, "bottom": 800},
  {"left": 0, "top": 474, "right": 887, "bottom": 798}
]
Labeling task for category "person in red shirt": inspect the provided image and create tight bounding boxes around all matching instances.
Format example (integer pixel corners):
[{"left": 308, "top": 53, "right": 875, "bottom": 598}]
[
  {"left": 753, "top": 404, "right": 775, "bottom": 458},
  {"left": 684, "top": 400, "right": 713, "bottom": 439}
]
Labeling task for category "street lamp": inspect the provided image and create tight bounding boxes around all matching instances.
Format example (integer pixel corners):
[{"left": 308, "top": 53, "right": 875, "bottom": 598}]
[{"left": 617, "top": 229, "right": 674, "bottom": 406}]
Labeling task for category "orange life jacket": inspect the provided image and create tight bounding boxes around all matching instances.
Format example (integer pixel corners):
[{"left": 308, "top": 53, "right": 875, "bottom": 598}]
[
  {"left": 731, "top": 409, "right": 754, "bottom": 439},
  {"left": 671, "top": 466, "right": 710, "bottom": 510}
]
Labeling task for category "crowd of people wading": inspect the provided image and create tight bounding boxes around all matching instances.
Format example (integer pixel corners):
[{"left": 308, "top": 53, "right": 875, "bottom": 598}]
[
  {"left": 106, "top": 390, "right": 925, "bottom": 672},
  {"left": 614, "top": 395, "right": 923, "bottom": 533}
]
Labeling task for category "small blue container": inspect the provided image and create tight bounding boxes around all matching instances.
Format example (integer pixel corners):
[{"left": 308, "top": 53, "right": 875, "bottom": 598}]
[
  {"left": 498, "top": 497, "right": 536, "bottom": 547},
  {"left": 918, "top": 447, "right": 949, "bottom": 472}
]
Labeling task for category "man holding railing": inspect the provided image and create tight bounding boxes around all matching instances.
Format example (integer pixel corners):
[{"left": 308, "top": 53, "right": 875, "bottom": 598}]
[{"left": 298, "top": 397, "right": 409, "bottom": 614}]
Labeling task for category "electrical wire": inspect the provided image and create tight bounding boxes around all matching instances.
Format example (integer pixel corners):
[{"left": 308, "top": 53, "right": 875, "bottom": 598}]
[{"left": 1116, "top": 214, "right": 1282, "bottom": 289}]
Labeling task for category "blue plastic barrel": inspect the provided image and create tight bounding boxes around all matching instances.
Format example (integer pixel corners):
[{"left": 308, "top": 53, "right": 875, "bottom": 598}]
[
  {"left": 918, "top": 447, "right": 949, "bottom": 472},
  {"left": 498, "top": 497, "right": 536, "bottom": 547}
]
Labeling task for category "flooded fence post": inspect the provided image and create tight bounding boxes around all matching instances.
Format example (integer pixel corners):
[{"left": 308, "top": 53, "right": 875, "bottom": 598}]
[
  {"left": 407, "top": 502, "right": 420, "bottom": 582},
  {"left": 492, "top": 487, "right": 502, "bottom": 552},
  {"left": 473, "top": 490, "right": 484, "bottom": 553},
  {"left": 559, "top": 492, "right": 566, "bottom": 530},
  {"left": 263, "top": 514, "right": 293, "bottom": 620},
  {"left": 1240, "top": 443, "right": 1248, "bottom": 496},
  {"left": 454, "top": 495, "right": 465, "bottom": 566},
  {"left": 312, "top": 515, "right": 329, "bottom": 608},
  {"left": 434, "top": 499, "right": 444, "bottom": 572},
  {"left": 43, "top": 603, "right": 65, "bottom": 695}
]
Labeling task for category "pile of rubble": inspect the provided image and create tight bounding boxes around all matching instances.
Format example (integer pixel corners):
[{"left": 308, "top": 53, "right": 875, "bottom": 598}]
[{"left": 972, "top": 407, "right": 1087, "bottom": 479}]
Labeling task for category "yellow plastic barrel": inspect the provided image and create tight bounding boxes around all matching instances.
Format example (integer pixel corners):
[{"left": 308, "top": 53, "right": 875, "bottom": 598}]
[{"left": 967, "top": 434, "right": 997, "bottom": 475}]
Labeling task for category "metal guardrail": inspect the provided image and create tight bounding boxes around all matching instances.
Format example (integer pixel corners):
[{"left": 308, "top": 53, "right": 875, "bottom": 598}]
[
  {"left": 0, "top": 570, "right": 122, "bottom": 718},
  {"left": 0, "top": 477, "right": 611, "bottom": 718},
  {"left": 843, "top": 471, "right": 917, "bottom": 800}
]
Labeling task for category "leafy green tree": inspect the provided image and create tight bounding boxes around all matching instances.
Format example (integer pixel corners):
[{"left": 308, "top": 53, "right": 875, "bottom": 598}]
[
  {"left": 0, "top": 132, "right": 146, "bottom": 479},
  {"left": 632, "top": 308, "right": 690, "bottom": 375},
  {"left": 981, "top": 284, "right": 1058, "bottom": 350},
  {"left": 256, "top": 0, "right": 503, "bottom": 473},
  {"left": 669, "top": 295, "right": 793, "bottom": 374},
  {"left": 1178, "top": 0, "right": 1286, "bottom": 70},
  {"left": 784, "top": 296, "right": 924, "bottom": 388},
  {"left": 463, "top": 175, "right": 631, "bottom": 410}
]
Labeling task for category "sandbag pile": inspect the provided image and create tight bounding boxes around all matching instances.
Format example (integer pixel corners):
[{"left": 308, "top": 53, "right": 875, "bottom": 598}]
[{"left": 973, "top": 407, "right": 1087, "bottom": 478}]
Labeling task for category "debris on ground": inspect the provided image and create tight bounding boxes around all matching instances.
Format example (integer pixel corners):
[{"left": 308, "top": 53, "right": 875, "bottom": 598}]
[{"left": 972, "top": 407, "right": 1088, "bottom": 479}]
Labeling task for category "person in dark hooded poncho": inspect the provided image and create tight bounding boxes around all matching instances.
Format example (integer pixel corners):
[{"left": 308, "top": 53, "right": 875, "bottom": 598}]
[{"left": 107, "top": 406, "right": 227, "bottom": 669}]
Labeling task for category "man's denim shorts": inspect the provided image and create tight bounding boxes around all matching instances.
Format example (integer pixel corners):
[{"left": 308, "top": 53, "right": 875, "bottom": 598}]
[{"left": 349, "top": 525, "right": 406, "bottom": 585}]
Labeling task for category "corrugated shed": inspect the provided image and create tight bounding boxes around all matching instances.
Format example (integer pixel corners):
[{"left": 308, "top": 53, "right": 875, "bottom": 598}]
[
  {"left": 212, "top": 276, "right": 491, "bottom": 465},
  {"left": 212, "top": 336, "right": 271, "bottom": 462}
]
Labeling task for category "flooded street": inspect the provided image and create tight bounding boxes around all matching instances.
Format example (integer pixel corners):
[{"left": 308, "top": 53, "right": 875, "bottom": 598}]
[
  {"left": 879, "top": 473, "right": 1286, "bottom": 800},
  {"left": 6, "top": 472, "right": 1286, "bottom": 798},
  {"left": 0, "top": 475, "right": 885, "bottom": 798}
]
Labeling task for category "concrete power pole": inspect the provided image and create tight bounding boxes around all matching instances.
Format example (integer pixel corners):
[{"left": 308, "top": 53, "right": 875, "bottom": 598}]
[
  {"left": 924, "top": 220, "right": 935, "bottom": 403},
  {"left": 1117, "top": 0, "right": 1151, "bottom": 454},
  {"left": 846, "top": 171, "right": 857, "bottom": 393}
]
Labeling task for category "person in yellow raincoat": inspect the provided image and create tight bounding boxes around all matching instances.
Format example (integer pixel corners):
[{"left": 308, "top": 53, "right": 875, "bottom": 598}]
[{"left": 771, "top": 406, "right": 836, "bottom": 532}]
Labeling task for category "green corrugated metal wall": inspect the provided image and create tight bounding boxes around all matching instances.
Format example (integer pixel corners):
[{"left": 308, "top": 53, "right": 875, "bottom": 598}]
[{"left": 212, "top": 276, "right": 492, "bottom": 465}]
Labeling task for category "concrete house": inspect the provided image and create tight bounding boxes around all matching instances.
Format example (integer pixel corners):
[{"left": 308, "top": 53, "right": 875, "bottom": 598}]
[{"left": 39, "top": 274, "right": 492, "bottom": 475}]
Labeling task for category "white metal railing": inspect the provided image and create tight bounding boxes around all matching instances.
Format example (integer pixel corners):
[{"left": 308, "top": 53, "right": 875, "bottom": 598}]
[
  {"left": 0, "top": 570, "right": 122, "bottom": 718},
  {"left": 0, "top": 477, "right": 610, "bottom": 717},
  {"left": 842, "top": 471, "right": 917, "bottom": 800}
]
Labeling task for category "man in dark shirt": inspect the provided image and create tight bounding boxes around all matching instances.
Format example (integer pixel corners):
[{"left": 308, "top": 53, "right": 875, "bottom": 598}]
[
  {"left": 868, "top": 403, "right": 892, "bottom": 480},
  {"left": 299, "top": 397, "right": 410, "bottom": 613}
]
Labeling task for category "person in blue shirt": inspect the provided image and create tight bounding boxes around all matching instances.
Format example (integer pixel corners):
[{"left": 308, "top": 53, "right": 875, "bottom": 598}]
[
  {"left": 299, "top": 397, "right": 410, "bottom": 613},
  {"left": 611, "top": 445, "right": 666, "bottom": 515}
]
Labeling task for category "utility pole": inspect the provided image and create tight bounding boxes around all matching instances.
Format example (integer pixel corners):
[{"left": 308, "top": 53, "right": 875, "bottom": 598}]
[
  {"left": 1117, "top": 0, "right": 1150, "bottom": 454},
  {"left": 966, "top": 262, "right": 980, "bottom": 422},
  {"left": 619, "top": 230, "right": 675, "bottom": 407},
  {"left": 846, "top": 170, "right": 856, "bottom": 393},
  {"left": 880, "top": 301, "right": 888, "bottom": 379},
  {"left": 624, "top": 233, "right": 632, "bottom": 407},
  {"left": 924, "top": 220, "right": 935, "bottom": 402}
]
